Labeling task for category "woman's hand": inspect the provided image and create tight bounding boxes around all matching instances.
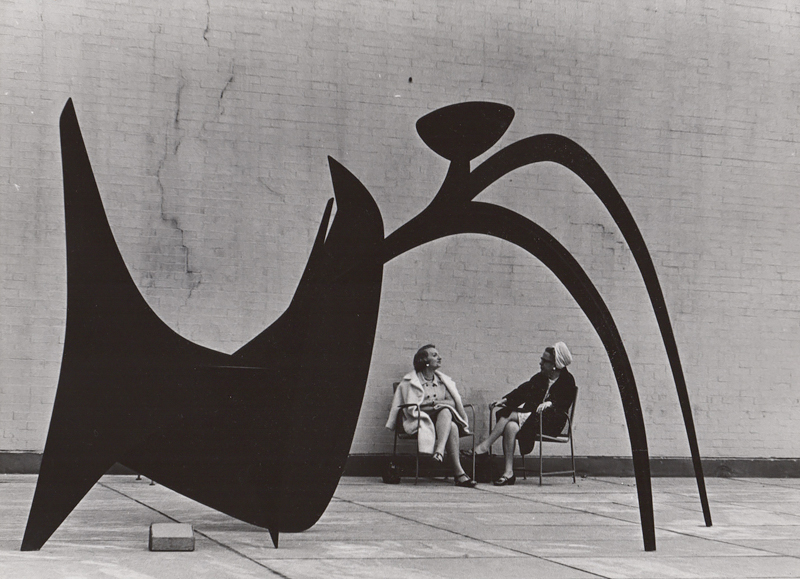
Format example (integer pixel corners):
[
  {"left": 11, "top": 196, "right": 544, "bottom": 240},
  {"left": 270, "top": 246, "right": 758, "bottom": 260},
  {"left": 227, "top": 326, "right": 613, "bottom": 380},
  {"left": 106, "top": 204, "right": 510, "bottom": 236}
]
[
  {"left": 490, "top": 398, "right": 506, "bottom": 409},
  {"left": 536, "top": 401, "right": 553, "bottom": 414}
]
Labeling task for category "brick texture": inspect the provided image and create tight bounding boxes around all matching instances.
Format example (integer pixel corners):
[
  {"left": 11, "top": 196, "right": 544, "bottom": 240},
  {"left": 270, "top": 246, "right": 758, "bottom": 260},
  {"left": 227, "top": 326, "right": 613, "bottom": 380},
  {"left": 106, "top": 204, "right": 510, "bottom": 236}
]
[{"left": 1, "top": 0, "right": 798, "bottom": 459}]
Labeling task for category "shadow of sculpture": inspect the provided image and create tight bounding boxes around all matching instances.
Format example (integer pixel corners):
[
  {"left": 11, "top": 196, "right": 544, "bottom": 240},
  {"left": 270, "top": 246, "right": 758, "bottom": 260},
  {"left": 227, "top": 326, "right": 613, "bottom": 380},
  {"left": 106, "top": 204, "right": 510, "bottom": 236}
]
[{"left": 22, "top": 99, "right": 709, "bottom": 553}]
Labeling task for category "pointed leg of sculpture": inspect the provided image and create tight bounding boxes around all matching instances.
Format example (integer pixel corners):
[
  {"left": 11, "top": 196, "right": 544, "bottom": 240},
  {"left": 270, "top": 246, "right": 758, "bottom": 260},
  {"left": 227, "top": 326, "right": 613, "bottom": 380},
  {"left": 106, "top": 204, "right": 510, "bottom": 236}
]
[
  {"left": 270, "top": 530, "right": 279, "bottom": 548},
  {"left": 22, "top": 99, "right": 141, "bottom": 551},
  {"left": 469, "top": 202, "right": 656, "bottom": 550},
  {"left": 22, "top": 464, "right": 110, "bottom": 551}
]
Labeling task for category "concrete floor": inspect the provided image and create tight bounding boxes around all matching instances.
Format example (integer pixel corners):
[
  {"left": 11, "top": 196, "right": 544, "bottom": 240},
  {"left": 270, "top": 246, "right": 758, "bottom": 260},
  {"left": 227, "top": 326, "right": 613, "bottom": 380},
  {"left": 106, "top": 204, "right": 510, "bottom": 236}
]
[{"left": 0, "top": 474, "right": 798, "bottom": 578}]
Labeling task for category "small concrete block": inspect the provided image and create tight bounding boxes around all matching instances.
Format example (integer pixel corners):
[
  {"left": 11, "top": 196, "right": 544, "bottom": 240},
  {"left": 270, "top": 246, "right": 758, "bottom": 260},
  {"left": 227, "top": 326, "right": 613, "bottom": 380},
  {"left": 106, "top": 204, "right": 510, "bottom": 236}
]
[{"left": 149, "top": 523, "right": 195, "bottom": 552}]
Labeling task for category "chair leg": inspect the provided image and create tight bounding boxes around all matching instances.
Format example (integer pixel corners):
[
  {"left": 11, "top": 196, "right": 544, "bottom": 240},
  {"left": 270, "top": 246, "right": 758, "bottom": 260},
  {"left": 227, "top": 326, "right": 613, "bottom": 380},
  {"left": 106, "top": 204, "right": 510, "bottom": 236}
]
[
  {"left": 471, "top": 434, "right": 476, "bottom": 481},
  {"left": 414, "top": 442, "right": 419, "bottom": 485},
  {"left": 570, "top": 429, "right": 576, "bottom": 483},
  {"left": 539, "top": 437, "right": 543, "bottom": 486},
  {"left": 521, "top": 447, "right": 527, "bottom": 480},
  {"left": 487, "top": 407, "right": 493, "bottom": 462}
]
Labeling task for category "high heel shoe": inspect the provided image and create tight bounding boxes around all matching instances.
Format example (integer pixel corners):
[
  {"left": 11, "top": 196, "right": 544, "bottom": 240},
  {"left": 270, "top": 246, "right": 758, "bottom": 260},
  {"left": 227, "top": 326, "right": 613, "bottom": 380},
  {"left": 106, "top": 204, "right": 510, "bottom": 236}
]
[
  {"left": 493, "top": 473, "right": 516, "bottom": 486},
  {"left": 454, "top": 474, "right": 478, "bottom": 488}
]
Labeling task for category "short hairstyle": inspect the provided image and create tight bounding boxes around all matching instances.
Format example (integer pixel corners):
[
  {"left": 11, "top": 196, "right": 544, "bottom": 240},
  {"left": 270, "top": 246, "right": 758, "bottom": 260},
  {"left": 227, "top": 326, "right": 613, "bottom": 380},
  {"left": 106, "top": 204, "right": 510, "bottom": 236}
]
[{"left": 413, "top": 344, "right": 436, "bottom": 372}]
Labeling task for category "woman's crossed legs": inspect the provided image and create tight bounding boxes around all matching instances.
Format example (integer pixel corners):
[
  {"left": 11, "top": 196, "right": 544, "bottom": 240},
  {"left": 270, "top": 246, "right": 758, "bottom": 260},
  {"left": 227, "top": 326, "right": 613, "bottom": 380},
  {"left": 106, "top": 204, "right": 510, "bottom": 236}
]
[
  {"left": 475, "top": 411, "right": 522, "bottom": 479},
  {"left": 428, "top": 408, "right": 468, "bottom": 480}
]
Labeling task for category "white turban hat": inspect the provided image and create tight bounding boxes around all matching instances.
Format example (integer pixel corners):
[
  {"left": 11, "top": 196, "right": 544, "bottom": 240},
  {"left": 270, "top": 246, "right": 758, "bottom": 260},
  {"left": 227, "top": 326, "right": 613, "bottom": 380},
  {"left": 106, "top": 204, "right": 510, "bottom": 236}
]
[{"left": 553, "top": 342, "right": 572, "bottom": 369}]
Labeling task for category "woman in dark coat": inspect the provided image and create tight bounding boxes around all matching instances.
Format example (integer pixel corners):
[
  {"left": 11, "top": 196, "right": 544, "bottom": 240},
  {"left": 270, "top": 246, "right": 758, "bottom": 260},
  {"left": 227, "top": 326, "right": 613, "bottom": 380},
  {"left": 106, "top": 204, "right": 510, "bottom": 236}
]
[{"left": 474, "top": 342, "right": 576, "bottom": 486}]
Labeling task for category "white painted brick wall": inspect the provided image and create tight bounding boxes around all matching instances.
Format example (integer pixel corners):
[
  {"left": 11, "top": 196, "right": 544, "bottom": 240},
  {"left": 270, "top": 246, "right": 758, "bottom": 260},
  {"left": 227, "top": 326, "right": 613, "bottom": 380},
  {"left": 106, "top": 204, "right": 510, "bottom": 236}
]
[{"left": 1, "top": 0, "right": 798, "bottom": 459}]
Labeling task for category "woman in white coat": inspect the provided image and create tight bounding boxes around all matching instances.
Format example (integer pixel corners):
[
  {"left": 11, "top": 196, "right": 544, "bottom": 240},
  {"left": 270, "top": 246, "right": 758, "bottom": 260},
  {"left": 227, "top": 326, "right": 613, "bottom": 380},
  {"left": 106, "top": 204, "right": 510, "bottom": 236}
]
[{"left": 386, "top": 344, "right": 477, "bottom": 487}]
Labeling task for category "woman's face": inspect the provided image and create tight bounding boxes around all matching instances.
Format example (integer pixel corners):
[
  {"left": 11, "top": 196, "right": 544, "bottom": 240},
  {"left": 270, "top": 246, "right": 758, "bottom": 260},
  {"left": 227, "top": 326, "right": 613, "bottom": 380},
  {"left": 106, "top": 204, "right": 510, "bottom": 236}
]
[
  {"left": 425, "top": 348, "right": 443, "bottom": 370},
  {"left": 539, "top": 349, "right": 556, "bottom": 377}
]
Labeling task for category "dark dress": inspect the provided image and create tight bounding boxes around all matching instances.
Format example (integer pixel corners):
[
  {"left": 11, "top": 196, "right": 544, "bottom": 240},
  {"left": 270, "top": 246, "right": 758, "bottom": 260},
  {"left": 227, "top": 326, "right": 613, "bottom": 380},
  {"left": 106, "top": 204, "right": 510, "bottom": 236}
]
[{"left": 495, "top": 369, "right": 577, "bottom": 455}]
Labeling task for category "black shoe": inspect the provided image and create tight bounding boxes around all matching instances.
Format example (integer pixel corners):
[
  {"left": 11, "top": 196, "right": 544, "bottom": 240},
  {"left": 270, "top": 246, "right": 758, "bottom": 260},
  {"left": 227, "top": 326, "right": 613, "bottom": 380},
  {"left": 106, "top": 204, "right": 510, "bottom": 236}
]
[
  {"left": 454, "top": 474, "right": 478, "bottom": 488},
  {"left": 493, "top": 473, "right": 516, "bottom": 486}
]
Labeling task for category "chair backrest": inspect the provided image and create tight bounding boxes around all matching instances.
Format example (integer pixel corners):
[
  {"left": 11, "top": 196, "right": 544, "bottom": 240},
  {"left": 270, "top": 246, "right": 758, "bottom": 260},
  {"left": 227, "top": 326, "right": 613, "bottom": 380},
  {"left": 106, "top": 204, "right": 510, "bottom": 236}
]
[{"left": 555, "top": 387, "right": 578, "bottom": 438}]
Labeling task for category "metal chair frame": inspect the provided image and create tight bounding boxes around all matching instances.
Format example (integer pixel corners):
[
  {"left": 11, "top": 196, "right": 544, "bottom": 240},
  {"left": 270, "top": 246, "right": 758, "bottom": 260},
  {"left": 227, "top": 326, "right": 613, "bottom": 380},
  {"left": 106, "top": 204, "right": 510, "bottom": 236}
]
[
  {"left": 391, "top": 382, "right": 475, "bottom": 484},
  {"left": 488, "top": 388, "right": 577, "bottom": 485}
]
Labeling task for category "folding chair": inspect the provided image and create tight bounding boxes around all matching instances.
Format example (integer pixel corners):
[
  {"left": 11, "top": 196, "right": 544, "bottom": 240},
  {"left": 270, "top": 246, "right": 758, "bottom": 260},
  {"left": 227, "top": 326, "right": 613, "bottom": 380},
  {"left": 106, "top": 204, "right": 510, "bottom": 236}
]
[
  {"left": 488, "top": 388, "right": 577, "bottom": 484},
  {"left": 391, "top": 382, "right": 475, "bottom": 484}
]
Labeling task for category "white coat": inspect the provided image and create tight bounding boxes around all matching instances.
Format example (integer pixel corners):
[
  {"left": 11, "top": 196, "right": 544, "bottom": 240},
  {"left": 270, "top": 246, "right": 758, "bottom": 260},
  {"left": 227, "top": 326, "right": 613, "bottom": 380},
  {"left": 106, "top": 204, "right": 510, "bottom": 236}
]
[{"left": 385, "top": 370, "right": 470, "bottom": 455}]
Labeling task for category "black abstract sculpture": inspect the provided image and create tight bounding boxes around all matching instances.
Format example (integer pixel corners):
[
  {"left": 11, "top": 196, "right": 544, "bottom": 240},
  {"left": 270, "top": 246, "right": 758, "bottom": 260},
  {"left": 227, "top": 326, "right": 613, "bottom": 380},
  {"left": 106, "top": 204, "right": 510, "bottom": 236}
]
[{"left": 23, "top": 99, "right": 709, "bottom": 553}]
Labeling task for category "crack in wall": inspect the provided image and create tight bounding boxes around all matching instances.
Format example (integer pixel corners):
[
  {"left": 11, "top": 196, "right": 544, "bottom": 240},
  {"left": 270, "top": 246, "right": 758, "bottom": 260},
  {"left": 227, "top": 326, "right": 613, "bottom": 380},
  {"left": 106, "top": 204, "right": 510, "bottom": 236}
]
[
  {"left": 173, "top": 76, "right": 185, "bottom": 155},
  {"left": 218, "top": 72, "right": 234, "bottom": 116},
  {"left": 258, "top": 177, "right": 286, "bottom": 203},
  {"left": 203, "top": 0, "right": 211, "bottom": 45},
  {"left": 154, "top": 77, "right": 201, "bottom": 300}
]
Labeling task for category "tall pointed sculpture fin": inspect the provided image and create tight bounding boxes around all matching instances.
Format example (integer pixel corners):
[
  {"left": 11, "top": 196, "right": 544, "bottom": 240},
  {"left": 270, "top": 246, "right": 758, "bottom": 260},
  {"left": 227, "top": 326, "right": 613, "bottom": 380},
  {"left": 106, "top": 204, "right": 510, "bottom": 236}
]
[
  {"left": 22, "top": 100, "right": 227, "bottom": 551},
  {"left": 22, "top": 99, "right": 134, "bottom": 551},
  {"left": 267, "top": 156, "right": 384, "bottom": 532}
]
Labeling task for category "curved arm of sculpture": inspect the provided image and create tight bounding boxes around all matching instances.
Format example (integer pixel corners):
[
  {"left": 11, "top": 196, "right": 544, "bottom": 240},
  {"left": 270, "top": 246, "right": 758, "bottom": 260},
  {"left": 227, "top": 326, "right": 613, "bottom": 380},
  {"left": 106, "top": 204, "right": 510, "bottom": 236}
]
[
  {"left": 466, "top": 136, "right": 710, "bottom": 527},
  {"left": 383, "top": 199, "right": 656, "bottom": 551}
]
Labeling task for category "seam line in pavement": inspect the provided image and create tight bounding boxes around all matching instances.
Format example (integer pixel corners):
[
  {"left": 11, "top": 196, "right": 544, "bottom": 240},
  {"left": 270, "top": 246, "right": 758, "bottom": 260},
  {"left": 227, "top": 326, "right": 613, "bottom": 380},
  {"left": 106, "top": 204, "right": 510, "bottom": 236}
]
[
  {"left": 527, "top": 477, "right": 800, "bottom": 561},
  {"left": 99, "top": 482, "right": 292, "bottom": 579},
  {"left": 332, "top": 491, "right": 610, "bottom": 578},
  {"left": 351, "top": 477, "right": 799, "bottom": 563}
]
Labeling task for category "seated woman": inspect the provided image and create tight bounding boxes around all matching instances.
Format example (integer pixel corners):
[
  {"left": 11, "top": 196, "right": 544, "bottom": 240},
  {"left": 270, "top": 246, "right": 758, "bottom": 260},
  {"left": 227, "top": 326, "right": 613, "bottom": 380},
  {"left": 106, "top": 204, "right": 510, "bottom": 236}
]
[
  {"left": 385, "top": 344, "right": 477, "bottom": 488},
  {"left": 474, "top": 342, "right": 577, "bottom": 486}
]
